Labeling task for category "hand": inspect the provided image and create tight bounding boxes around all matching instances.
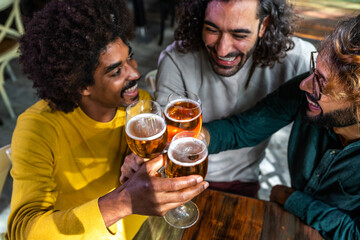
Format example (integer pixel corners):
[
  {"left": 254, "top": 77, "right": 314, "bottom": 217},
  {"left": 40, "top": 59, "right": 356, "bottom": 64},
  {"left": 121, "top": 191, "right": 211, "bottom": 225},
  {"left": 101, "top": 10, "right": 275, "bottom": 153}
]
[
  {"left": 99, "top": 156, "right": 209, "bottom": 227},
  {"left": 269, "top": 185, "right": 295, "bottom": 206},
  {"left": 120, "top": 153, "right": 147, "bottom": 184}
]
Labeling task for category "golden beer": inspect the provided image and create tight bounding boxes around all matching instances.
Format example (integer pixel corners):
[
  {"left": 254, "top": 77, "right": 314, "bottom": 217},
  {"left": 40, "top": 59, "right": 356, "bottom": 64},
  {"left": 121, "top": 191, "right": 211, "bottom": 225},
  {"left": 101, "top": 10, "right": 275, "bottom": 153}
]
[
  {"left": 165, "top": 99, "right": 202, "bottom": 142},
  {"left": 126, "top": 113, "right": 168, "bottom": 160},
  {"left": 165, "top": 137, "right": 208, "bottom": 178}
]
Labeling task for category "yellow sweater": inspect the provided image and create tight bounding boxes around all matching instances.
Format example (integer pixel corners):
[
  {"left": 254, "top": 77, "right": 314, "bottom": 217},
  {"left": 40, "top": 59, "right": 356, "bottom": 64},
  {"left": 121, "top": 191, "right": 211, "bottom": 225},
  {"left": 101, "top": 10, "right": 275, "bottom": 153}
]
[{"left": 6, "top": 90, "right": 151, "bottom": 240}]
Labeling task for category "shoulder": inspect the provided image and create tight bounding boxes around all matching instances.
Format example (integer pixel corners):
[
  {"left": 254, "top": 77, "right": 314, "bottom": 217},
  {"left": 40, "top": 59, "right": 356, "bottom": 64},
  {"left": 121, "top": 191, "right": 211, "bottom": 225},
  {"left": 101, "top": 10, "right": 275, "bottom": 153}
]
[
  {"left": 139, "top": 89, "right": 152, "bottom": 100},
  {"left": 287, "top": 37, "right": 317, "bottom": 59},
  {"left": 158, "top": 41, "right": 201, "bottom": 66},
  {"left": 13, "top": 100, "right": 63, "bottom": 145}
]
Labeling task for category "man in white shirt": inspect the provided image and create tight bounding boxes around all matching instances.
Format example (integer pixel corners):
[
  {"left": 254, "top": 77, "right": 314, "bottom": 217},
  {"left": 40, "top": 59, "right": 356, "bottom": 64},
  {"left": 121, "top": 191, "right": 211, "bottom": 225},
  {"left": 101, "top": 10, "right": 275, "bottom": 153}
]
[{"left": 155, "top": 0, "right": 316, "bottom": 197}]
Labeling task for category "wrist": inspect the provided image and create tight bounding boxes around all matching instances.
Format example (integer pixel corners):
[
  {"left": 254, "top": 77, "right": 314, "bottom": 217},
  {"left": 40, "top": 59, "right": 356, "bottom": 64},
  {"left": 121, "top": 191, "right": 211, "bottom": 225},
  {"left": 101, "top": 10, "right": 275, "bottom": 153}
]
[{"left": 98, "top": 187, "right": 132, "bottom": 227}]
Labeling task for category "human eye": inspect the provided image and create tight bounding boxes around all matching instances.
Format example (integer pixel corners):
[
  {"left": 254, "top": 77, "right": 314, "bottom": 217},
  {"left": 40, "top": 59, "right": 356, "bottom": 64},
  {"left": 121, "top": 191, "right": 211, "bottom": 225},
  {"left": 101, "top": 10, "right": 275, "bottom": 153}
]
[
  {"left": 233, "top": 34, "right": 246, "bottom": 39},
  {"left": 204, "top": 26, "right": 219, "bottom": 33},
  {"left": 111, "top": 68, "right": 121, "bottom": 77}
]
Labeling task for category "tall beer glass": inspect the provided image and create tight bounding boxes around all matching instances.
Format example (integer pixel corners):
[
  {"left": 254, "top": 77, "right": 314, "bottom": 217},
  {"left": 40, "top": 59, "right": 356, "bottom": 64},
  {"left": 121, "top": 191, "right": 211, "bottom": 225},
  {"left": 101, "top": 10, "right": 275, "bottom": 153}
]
[
  {"left": 125, "top": 100, "right": 168, "bottom": 161},
  {"left": 165, "top": 91, "right": 202, "bottom": 142},
  {"left": 164, "top": 131, "right": 208, "bottom": 228}
]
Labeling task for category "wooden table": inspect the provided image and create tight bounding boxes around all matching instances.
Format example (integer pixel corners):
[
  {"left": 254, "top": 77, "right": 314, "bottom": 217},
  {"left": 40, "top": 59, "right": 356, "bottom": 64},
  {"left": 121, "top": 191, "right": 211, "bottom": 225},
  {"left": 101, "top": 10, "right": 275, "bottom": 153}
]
[{"left": 134, "top": 189, "right": 323, "bottom": 240}]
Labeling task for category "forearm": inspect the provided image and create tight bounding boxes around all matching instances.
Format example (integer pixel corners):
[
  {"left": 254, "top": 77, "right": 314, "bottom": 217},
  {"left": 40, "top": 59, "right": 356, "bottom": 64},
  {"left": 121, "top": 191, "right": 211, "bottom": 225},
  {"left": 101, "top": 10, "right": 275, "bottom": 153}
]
[
  {"left": 285, "top": 191, "right": 360, "bottom": 240},
  {"left": 98, "top": 186, "right": 132, "bottom": 227}
]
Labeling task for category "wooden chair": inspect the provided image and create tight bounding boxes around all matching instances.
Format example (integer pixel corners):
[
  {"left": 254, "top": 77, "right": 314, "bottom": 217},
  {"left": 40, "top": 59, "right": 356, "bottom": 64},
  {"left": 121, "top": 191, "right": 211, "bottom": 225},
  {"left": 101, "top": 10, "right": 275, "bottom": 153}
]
[
  {"left": 0, "top": 0, "right": 24, "bottom": 119},
  {"left": 0, "top": 144, "right": 11, "bottom": 198},
  {"left": 0, "top": 144, "right": 11, "bottom": 240}
]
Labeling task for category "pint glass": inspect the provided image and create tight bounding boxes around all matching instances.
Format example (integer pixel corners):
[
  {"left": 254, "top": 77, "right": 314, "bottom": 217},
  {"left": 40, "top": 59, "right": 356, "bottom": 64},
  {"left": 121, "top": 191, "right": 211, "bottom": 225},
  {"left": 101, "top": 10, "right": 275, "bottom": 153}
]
[
  {"left": 125, "top": 100, "right": 167, "bottom": 161},
  {"left": 165, "top": 91, "right": 202, "bottom": 142},
  {"left": 164, "top": 131, "right": 208, "bottom": 228}
]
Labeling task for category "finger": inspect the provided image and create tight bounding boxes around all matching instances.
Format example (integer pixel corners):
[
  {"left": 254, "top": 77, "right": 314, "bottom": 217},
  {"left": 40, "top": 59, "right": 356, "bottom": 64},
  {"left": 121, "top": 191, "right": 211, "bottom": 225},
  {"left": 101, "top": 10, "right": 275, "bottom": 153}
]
[
  {"left": 151, "top": 175, "right": 206, "bottom": 192},
  {"left": 120, "top": 164, "right": 135, "bottom": 183},
  {"left": 145, "top": 155, "right": 165, "bottom": 175},
  {"left": 156, "top": 181, "right": 209, "bottom": 204},
  {"left": 133, "top": 153, "right": 146, "bottom": 167}
]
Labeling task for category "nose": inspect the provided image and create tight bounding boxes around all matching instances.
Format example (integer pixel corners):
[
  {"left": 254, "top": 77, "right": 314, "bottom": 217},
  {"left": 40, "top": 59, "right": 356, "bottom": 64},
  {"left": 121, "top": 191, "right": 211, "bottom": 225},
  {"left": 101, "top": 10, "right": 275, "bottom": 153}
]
[
  {"left": 126, "top": 59, "right": 140, "bottom": 81},
  {"left": 215, "top": 33, "right": 233, "bottom": 57},
  {"left": 299, "top": 73, "right": 314, "bottom": 94}
]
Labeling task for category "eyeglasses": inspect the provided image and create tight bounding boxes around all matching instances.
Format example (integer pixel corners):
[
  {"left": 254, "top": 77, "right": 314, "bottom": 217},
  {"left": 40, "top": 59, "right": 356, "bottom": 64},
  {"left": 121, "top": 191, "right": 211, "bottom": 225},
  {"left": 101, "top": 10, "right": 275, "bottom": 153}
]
[{"left": 310, "top": 51, "right": 325, "bottom": 101}]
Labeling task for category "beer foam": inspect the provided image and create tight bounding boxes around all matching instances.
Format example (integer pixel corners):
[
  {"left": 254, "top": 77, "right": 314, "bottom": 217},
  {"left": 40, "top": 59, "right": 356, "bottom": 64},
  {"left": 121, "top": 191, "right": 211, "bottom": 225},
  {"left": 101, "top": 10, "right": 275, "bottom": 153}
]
[
  {"left": 168, "top": 137, "right": 208, "bottom": 166},
  {"left": 126, "top": 113, "right": 167, "bottom": 141},
  {"left": 165, "top": 99, "right": 202, "bottom": 123}
]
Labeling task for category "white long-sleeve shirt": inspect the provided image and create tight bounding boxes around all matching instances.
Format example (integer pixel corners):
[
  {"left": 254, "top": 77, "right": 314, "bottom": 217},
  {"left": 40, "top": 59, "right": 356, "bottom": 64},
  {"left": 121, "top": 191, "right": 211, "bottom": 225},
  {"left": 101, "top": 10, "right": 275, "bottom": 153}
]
[{"left": 155, "top": 37, "right": 316, "bottom": 182}]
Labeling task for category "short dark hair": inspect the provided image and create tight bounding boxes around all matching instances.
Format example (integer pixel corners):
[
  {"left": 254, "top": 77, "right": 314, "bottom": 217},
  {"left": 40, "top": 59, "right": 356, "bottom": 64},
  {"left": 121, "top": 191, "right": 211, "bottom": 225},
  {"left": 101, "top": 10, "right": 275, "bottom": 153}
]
[
  {"left": 19, "top": 0, "right": 135, "bottom": 112},
  {"left": 174, "top": 0, "right": 296, "bottom": 67}
]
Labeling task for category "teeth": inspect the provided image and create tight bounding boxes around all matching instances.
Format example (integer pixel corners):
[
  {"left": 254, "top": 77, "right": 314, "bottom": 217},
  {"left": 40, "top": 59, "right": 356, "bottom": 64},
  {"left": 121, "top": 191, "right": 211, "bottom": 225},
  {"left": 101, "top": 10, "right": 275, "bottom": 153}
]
[
  {"left": 218, "top": 56, "right": 236, "bottom": 61},
  {"left": 307, "top": 97, "right": 319, "bottom": 107},
  {"left": 125, "top": 84, "right": 137, "bottom": 93}
]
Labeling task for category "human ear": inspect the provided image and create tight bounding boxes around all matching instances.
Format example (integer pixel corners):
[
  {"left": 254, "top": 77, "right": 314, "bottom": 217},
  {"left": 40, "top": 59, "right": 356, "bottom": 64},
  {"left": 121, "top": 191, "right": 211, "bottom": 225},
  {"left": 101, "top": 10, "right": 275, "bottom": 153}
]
[
  {"left": 259, "top": 15, "right": 270, "bottom": 38},
  {"left": 80, "top": 86, "right": 91, "bottom": 96}
]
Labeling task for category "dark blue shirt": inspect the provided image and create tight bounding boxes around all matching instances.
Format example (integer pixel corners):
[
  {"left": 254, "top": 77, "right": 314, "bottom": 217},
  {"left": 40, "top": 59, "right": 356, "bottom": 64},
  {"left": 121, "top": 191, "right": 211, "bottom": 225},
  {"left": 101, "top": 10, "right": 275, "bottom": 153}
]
[{"left": 205, "top": 73, "right": 360, "bottom": 240}]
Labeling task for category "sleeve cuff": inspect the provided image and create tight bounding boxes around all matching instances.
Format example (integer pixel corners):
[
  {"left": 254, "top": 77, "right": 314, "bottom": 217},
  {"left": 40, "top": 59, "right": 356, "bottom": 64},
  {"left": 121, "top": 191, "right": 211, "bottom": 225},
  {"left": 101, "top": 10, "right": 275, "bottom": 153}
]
[{"left": 284, "top": 190, "right": 313, "bottom": 220}]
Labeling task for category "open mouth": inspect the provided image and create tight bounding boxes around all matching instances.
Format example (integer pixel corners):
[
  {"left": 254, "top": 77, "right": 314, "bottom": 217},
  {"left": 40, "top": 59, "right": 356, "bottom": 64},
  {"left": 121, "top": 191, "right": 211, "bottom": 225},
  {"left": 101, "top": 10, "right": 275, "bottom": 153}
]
[
  {"left": 214, "top": 54, "right": 239, "bottom": 67},
  {"left": 306, "top": 94, "right": 320, "bottom": 111},
  {"left": 217, "top": 56, "right": 237, "bottom": 62},
  {"left": 124, "top": 83, "right": 138, "bottom": 93}
]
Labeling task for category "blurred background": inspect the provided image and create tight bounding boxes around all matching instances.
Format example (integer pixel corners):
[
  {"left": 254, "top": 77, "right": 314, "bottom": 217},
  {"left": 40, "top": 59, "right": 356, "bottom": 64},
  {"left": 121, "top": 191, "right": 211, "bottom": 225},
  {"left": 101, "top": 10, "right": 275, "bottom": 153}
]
[{"left": 0, "top": 0, "right": 359, "bottom": 233}]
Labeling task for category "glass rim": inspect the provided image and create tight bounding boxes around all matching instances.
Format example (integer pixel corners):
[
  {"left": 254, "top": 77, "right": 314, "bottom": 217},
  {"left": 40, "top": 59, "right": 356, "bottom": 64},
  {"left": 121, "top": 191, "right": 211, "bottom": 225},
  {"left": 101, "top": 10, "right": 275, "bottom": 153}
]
[
  {"left": 168, "top": 90, "right": 201, "bottom": 103},
  {"left": 126, "top": 100, "right": 163, "bottom": 117},
  {"left": 166, "top": 91, "right": 202, "bottom": 113},
  {"left": 169, "top": 131, "right": 207, "bottom": 155}
]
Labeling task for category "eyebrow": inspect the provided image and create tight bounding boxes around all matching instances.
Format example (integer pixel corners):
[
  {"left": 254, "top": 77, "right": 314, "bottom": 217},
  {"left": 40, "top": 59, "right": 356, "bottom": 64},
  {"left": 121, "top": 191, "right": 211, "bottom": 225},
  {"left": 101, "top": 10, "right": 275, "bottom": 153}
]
[
  {"left": 315, "top": 69, "right": 327, "bottom": 82},
  {"left": 105, "top": 62, "right": 122, "bottom": 74},
  {"left": 204, "top": 20, "right": 251, "bottom": 34},
  {"left": 104, "top": 45, "right": 133, "bottom": 74}
]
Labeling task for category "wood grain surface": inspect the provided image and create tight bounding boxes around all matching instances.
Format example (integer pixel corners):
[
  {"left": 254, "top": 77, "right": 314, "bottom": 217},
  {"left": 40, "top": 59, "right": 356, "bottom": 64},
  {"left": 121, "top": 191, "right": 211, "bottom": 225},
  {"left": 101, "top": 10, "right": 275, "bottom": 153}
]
[{"left": 134, "top": 189, "right": 323, "bottom": 240}]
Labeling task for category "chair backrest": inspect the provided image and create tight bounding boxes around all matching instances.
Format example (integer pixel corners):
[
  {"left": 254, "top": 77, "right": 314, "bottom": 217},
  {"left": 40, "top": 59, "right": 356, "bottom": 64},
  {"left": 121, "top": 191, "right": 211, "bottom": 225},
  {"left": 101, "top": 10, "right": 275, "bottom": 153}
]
[
  {"left": 0, "top": 0, "right": 24, "bottom": 42},
  {"left": 145, "top": 69, "right": 158, "bottom": 94},
  {"left": 0, "top": 144, "right": 11, "bottom": 197}
]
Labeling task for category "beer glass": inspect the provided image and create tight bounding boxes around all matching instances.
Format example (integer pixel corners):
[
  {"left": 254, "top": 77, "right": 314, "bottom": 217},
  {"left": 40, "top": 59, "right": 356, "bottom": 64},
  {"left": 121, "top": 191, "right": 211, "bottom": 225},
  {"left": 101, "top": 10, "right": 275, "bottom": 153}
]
[
  {"left": 164, "top": 91, "right": 202, "bottom": 142},
  {"left": 125, "top": 100, "right": 168, "bottom": 161},
  {"left": 164, "top": 131, "right": 208, "bottom": 228}
]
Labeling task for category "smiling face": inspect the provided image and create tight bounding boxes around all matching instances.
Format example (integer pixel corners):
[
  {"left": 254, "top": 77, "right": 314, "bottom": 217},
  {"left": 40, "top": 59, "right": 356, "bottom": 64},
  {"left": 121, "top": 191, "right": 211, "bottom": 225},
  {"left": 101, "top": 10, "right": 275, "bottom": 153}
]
[
  {"left": 80, "top": 38, "right": 140, "bottom": 121},
  {"left": 299, "top": 53, "right": 357, "bottom": 128},
  {"left": 202, "top": 0, "right": 268, "bottom": 77}
]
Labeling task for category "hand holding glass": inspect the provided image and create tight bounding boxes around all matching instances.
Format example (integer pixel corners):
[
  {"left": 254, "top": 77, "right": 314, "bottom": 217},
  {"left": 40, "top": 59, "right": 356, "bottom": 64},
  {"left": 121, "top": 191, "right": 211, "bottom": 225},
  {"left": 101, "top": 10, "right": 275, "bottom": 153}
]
[{"left": 164, "top": 131, "right": 208, "bottom": 228}]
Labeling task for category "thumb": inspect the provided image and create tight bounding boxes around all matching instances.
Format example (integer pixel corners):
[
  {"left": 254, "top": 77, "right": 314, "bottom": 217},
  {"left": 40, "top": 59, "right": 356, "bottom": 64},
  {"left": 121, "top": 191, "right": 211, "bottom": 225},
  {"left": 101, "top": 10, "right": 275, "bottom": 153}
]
[{"left": 146, "top": 154, "right": 165, "bottom": 175}]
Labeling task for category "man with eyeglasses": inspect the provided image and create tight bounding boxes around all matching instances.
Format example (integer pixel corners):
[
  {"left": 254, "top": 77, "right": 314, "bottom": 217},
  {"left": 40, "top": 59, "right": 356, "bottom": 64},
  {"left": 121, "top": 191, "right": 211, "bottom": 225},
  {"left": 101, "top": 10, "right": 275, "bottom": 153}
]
[{"left": 202, "top": 15, "right": 360, "bottom": 239}]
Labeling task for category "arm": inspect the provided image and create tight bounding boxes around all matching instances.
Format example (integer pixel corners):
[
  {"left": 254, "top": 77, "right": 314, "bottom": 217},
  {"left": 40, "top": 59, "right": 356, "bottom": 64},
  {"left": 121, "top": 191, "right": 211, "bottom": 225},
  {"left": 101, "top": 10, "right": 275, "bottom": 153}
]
[
  {"left": 8, "top": 112, "right": 208, "bottom": 240},
  {"left": 205, "top": 73, "right": 308, "bottom": 155},
  {"left": 155, "top": 48, "right": 186, "bottom": 106},
  {"left": 100, "top": 156, "right": 208, "bottom": 227},
  {"left": 284, "top": 191, "right": 360, "bottom": 240}
]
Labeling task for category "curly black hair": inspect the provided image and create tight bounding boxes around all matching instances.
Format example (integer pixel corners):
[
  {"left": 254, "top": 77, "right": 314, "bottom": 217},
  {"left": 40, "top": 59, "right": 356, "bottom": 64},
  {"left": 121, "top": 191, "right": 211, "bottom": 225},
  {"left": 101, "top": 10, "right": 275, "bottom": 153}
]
[
  {"left": 174, "top": 0, "right": 296, "bottom": 68},
  {"left": 19, "top": 0, "right": 135, "bottom": 112}
]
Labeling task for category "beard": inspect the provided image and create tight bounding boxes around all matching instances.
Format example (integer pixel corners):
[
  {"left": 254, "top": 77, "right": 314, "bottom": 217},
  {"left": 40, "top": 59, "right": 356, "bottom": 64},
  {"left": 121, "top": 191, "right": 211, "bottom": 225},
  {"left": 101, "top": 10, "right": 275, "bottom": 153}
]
[
  {"left": 302, "top": 103, "right": 358, "bottom": 128},
  {"left": 206, "top": 38, "right": 257, "bottom": 77}
]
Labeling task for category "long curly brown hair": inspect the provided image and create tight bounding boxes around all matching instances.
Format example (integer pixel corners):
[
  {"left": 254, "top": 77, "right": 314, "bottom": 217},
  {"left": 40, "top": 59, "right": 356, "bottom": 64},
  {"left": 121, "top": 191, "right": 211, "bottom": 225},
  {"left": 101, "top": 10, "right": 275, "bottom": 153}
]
[
  {"left": 174, "top": 0, "right": 296, "bottom": 68},
  {"left": 19, "top": 0, "right": 135, "bottom": 112},
  {"left": 320, "top": 14, "right": 360, "bottom": 117}
]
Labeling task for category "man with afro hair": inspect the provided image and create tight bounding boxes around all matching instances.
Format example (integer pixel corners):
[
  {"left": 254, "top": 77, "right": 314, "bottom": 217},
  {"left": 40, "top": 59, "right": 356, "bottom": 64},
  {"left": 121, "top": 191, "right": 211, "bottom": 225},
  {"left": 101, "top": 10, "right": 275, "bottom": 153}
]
[{"left": 6, "top": 0, "right": 208, "bottom": 239}]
